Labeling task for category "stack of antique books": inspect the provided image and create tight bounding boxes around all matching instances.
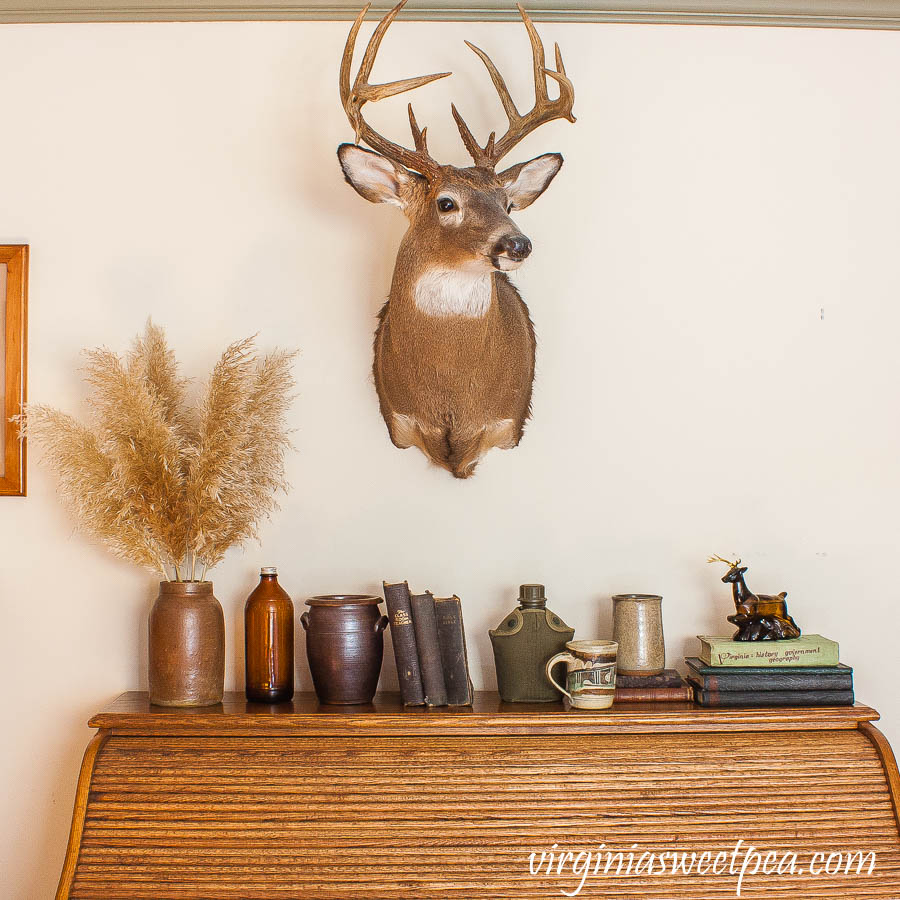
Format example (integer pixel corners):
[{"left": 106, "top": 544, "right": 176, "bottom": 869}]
[
  {"left": 687, "top": 634, "right": 853, "bottom": 707},
  {"left": 383, "top": 581, "right": 474, "bottom": 707},
  {"left": 614, "top": 670, "right": 692, "bottom": 702}
]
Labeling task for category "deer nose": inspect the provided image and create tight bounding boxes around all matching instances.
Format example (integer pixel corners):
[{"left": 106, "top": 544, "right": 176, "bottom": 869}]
[{"left": 496, "top": 235, "right": 532, "bottom": 260}]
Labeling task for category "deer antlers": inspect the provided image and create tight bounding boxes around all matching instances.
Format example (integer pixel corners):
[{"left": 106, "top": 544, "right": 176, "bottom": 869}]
[
  {"left": 708, "top": 555, "right": 742, "bottom": 568},
  {"left": 340, "top": 0, "right": 576, "bottom": 176},
  {"left": 340, "top": 1, "right": 450, "bottom": 177},
  {"left": 453, "top": 3, "right": 576, "bottom": 168}
]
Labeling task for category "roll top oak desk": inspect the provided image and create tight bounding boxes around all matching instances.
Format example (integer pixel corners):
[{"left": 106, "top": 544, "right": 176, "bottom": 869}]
[{"left": 57, "top": 693, "right": 900, "bottom": 898}]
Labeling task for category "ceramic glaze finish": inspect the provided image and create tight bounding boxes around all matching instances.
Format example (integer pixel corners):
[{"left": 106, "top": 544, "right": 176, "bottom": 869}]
[
  {"left": 300, "top": 596, "right": 389, "bottom": 704},
  {"left": 148, "top": 582, "right": 225, "bottom": 707},
  {"left": 612, "top": 593, "right": 666, "bottom": 675},
  {"left": 545, "top": 639, "right": 618, "bottom": 708}
]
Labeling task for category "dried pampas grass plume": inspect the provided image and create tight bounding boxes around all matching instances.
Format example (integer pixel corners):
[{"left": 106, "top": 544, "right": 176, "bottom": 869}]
[{"left": 21, "top": 321, "right": 296, "bottom": 581}]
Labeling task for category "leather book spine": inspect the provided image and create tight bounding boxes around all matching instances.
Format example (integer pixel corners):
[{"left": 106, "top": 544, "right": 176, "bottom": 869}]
[
  {"left": 434, "top": 595, "right": 474, "bottom": 706},
  {"left": 383, "top": 581, "right": 425, "bottom": 706},
  {"left": 614, "top": 685, "right": 693, "bottom": 702},
  {"left": 684, "top": 658, "right": 853, "bottom": 692},
  {"left": 693, "top": 688, "right": 855, "bottom": 707},
  {"left": 410, "top": 591, "right": 448, "bottom": 707},
  {"left": 616, "top": 669, "right": 685, "bottom": 689}
]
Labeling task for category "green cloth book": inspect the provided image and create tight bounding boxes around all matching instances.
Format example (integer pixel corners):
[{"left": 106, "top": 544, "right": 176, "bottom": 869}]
[{"left": 697, "top": 634, "right": 839, "bottom": 668}]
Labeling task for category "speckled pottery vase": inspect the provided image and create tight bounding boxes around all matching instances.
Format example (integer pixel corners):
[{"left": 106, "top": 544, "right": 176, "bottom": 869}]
[{"left": 611, "top": 593, "right": 665, "bottom": 676}]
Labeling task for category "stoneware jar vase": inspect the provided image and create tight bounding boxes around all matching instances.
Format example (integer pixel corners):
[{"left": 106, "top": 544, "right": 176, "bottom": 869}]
[
  {"left": 611, "top": 593, "right": 665, "bottom": 676},
  {"left": 301, "top": 595, "right": 388, "bottom": 705},
  {"left": 148, "top": 581, "right": 226, "bottom": 707}
]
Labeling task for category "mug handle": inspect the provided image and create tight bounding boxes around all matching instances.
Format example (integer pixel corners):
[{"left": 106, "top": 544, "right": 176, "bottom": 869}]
[
  {"left": 374, "top": 615, "right": 389, "bottom": 634},
  {"left": 300, "top": 611, "right": 310, "bottom": 631},
  {"left": 545, "top": 652, "right": 574, "bottom": 700}
]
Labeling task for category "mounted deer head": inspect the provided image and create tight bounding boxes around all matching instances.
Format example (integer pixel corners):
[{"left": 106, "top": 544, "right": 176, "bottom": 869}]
[{"left": 337, "top": 0, "right": 576, "bottom": 478}]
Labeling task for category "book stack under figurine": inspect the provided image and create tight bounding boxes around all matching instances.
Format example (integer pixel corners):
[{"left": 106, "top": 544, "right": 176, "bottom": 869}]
[
  {"left": 383, "top": 581, "right": 474, "bottom": 707},
  {"left": 687, "top": 634, "right": 853, "bottom": 707},
  {"left": 614, "top": 670, "right": 693, "bottom": 702}
]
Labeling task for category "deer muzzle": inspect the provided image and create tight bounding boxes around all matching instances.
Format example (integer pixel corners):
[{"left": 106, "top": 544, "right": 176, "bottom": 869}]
[
  {"left": 492, "top": 234, "right": 532, "bottom": 271},
  {"left": 496, "top": 234, "right": 532, "bottom": 259}
]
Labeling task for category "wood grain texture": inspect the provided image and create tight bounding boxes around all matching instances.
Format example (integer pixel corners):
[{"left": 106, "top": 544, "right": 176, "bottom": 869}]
[
  {"left": 88, "top": 690, "right": 880, "bottom": 735},
  {"left": 60, "top": 693, "right": 899, "bottom": 899},
  {"left": 860, "top": 721, "right": 900, "bottom": 834},
  {"left": 0, "top": 245, "right": 27, "bottom": 496},
  {"left": 56, "top": 730, "right": 110, "bottom": 900}
]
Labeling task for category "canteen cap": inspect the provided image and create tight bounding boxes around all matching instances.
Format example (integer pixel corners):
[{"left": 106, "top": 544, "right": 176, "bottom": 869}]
[{"left": 518, "top": 584, "right": 546, "bottom": 609}]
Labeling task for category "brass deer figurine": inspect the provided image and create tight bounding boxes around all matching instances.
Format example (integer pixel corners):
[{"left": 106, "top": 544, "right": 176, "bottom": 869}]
[
  {"left": 708, "top": 556, "right": 802, "bottom": 641},
  {"left": 338, "top": 1, "right": 576, "bottom": 477}
]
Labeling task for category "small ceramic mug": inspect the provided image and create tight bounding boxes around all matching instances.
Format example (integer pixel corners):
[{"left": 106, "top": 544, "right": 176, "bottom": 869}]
[{"left": 545, "top": 640, "right": 618, "bottom": 709}]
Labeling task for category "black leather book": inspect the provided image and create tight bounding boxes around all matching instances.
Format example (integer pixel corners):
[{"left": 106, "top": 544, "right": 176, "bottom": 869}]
[
  {"left": 616, "top": 669, "right": 685, "bottom": 689},
  {"left": 383, "top": 581, "right": 425, "bottom": 706},
  {"left": 693, "top": 687, "right": 854, "bottom": 707},
  {"left": 410, "top": 591, "right": 448, "bottom": 707},
  {"left": 685, "top": 658, "right": 853, "bottom": 692},
  {"left": 434, "top": 595, "right": 474, "bottom": 706}
]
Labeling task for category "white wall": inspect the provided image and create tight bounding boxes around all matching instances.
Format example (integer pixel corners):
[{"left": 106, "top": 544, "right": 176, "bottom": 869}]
[{"left": 1, "top": 18, "right": 899, "bottom": 898}]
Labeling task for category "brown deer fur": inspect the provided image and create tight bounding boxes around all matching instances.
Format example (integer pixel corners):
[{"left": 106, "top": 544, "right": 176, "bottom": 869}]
[{"left": 338, "top": 2, "right": 575, "bottom": 477}]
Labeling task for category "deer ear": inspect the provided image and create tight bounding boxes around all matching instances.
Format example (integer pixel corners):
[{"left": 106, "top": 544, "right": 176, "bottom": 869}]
[
  {"left": 499, "top": 152, "right": 563, "bottom": 210},
  {"left": 337, "top": 144, "right": 421, "bottom": 209}
]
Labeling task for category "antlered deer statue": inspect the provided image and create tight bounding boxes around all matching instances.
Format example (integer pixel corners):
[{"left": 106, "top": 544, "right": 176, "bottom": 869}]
[
  {"left": 338, "top": 1, "right": 575, "bottom": 477},
  {"left": 708, "top": 555, "right": 802, "bottom": 641}
]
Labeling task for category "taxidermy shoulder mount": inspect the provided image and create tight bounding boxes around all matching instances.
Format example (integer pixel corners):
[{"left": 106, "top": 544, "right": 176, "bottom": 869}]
[{"left": 338, "top": 0, "right": 576, "bottom": 478}]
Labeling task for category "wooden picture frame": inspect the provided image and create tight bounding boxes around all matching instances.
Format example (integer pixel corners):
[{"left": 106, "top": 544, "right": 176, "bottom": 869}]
[{"left": 0, "top": 245, "right": 28, "bottom": 496}]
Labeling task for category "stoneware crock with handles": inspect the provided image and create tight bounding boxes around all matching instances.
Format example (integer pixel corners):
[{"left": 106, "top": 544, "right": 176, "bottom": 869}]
[{"left": 301, "top": 595, "right": 389, "bottom": 704}]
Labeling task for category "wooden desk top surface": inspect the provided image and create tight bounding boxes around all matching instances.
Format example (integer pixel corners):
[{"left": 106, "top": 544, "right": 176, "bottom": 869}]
[{"left": 89, "top": 691, "right": 879, "bottom": 736}]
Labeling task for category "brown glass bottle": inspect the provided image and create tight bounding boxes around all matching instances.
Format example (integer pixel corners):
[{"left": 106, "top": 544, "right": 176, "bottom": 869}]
[{"left": 245, "top": 567, "right": 295, "bottom": 702}]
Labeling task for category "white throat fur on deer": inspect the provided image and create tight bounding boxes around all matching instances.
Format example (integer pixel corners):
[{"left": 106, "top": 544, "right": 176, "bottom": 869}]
[
  {"left": 413, "top": 265, "right": 495, "bottom": 318},
  {"left": 336, "top": 0, "right": 576, "bottom": 477}
]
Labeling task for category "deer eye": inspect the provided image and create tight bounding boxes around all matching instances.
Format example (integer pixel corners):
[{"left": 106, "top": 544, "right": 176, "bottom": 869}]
[{"left": 437, "top": 197, "right": 457, "bottom": 213}]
